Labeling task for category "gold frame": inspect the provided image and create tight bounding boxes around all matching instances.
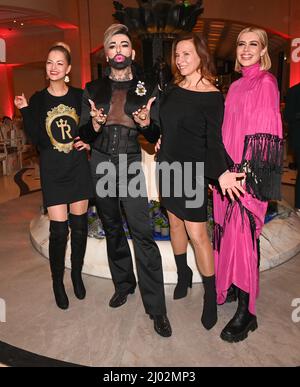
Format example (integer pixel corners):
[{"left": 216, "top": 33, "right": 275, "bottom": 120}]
[{"left": 46, "top": 104, "right": 79, "bottom": 154}]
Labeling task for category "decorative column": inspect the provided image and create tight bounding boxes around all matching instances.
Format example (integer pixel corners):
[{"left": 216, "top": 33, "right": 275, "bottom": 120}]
[
  {"left": 0, "top": 64, "right": 14, "bottom": 118},
  {"left": 77, "top": 0, "right": 92, "bottom": 87}
]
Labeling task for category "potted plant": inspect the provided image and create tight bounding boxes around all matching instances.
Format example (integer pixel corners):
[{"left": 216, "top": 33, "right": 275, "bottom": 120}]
[
  {"left": 152, "top": 200, "right": 161, "bottom": 216},
  {"left": 160, "top": 222, "right": 170, "bottom": 237},
  {"left": 154, "top": 217, "right": 164, "bottom": 233}
]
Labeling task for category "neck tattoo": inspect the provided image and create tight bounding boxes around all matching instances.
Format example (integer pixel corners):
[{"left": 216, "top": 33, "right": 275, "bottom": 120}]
[{"left": 109, "top": 68, "right": 133, "bottom": 82}]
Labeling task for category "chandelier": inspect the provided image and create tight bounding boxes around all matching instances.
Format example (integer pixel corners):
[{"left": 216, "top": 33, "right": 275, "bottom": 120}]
[
  {"left": 113, "top": 0, "right": 204, "bottom": 36},
  {"left": 112, "top": 1, "right": 204, "bottom": 88}
]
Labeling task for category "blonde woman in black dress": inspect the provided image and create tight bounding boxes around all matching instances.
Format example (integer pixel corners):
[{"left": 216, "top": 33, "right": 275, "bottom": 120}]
[{"left": 14, "top": 43, "right": 94, "bottom": 310}]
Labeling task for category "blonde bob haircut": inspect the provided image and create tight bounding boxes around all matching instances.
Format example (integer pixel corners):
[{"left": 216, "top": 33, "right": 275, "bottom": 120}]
[
  {"left": 235, "top": 27, "right": 271, "bottom": 72},
  {"left": 103, "top": 24, "right": 132, "bottom": 51}
]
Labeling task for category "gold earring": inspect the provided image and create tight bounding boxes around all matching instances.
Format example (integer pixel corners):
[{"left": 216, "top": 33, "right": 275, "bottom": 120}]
[{"left": 64, "top": 74, "right": 70, "bottom": 83}]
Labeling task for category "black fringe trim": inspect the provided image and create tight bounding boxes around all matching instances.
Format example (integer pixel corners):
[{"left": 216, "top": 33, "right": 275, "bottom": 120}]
[
  {"left": 238, "top": 133, "right": 283, "bottom": 201},
  {"left": 214, "top": 199, "right": 258, "bottom": 253},
  {"left": 213, "top": 223, "right": 223, "bottom": 253}
]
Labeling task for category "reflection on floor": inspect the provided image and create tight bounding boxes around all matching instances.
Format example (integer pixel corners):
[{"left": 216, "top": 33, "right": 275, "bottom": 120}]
[
  {"left": 0, "top": 168, "right": 41, "bottom": 205},
  {"left": 0, "top": 171, "right": 299, "bottom": 366}
]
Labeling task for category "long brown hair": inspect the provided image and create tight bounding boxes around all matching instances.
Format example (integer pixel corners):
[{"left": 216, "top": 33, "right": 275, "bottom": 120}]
[{"left": 171, "top": 32, "right": 216, "bottom": 85}]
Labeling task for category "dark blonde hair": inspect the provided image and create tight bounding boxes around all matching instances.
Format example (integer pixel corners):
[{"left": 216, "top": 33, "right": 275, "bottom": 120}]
[
  {"left": 235, "top": 27, "right": 271, "bottom": 72},
  {"left": 103, "top": 24, "right": 132, "bottom": 52},
  {"left": 48, "top": 42, "right": 71, "bottom": 65},
  {"left": 171, "top": 32, "right": 216, "bottom": 85}
]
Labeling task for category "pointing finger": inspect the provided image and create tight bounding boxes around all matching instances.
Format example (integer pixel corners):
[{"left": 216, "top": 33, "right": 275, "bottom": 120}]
[{"left": 88, "top": 99, "right": 96, "bottom": 111}]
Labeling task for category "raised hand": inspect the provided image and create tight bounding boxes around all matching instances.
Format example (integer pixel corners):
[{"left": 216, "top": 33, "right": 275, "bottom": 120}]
[
  {"left": 88, "top": 99, "right": 107, "bottom": 131},
  {"left": 218, "top": 171, "right": 246, "bottom": 201},
  {"left": 132, "top": 96, "right": 156, "bottom": 127},
  {"left": 14, "top": 93, "right": 28, "bottom": 109}
]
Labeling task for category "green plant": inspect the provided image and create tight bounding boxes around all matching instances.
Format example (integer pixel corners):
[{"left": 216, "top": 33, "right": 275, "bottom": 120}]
[{"left": 154, "top": 218, "right": 164, "bottom": 226}]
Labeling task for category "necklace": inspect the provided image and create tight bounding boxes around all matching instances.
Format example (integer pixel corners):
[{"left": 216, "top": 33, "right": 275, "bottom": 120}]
[{"left": 47, "top": 86, "right": 69, "bottom": 97}]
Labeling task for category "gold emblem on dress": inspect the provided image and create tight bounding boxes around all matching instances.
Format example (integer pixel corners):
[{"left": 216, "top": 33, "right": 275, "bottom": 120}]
[{"left": 46, "top": 104, "right": 79, "bottom": 153}]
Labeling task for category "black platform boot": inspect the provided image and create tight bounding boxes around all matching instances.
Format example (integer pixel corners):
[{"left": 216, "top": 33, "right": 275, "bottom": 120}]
[
  {"left": 201, "top": 275, "right": 218, "bottom": 330},
  {"left": 69, "top": 213, "right": 88, "bottom": 300},
  {"left": 220, "top": 288, "right": 258, "bottom": 343},
  {"left": 49, "top": 220, "right": 69, "bottom": 310},
  {"left": 225, "top": 284, "right": 238, "bottom": 303},
  {"left": 173, "top": 253, "right": 193, "bottom": 300}
]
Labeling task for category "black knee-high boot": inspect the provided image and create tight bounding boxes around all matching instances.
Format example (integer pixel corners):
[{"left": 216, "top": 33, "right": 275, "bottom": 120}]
[
  {"left": 49, "top": 220, "right": 69, "bottom": 310},
  {"left": 220, "top": 288, "right": 258, "bottom": 343},
  {"left": 69, "top": 213, "right": 88, "bottom": 300},
  {"left": 173, "top": 253, "right": 193, "bottom": 300},
  {"left": 201, "top": 275, "right": 217, "bottom": 330}
]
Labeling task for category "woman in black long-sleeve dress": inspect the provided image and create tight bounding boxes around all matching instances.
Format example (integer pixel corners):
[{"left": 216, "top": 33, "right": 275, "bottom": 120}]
[
  {"left": 14, "top": 43, "right": 94, "bottom": 310},
  {"left": 156, "top": 33, "right": 244, "bottom": 330}
]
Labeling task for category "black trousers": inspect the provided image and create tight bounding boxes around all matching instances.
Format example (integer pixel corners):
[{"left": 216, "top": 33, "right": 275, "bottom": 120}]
[{"left": 90, "top": 150, "right": 166, "bottom": 315}]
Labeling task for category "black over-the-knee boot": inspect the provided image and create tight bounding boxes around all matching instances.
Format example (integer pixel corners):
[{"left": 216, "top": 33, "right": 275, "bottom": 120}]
[
  {"left": 49, "top": 220, "right": 69, "bottom": 310},
  {"left": 220, "top": 288, "right": 258, "bottom": 343},
  {"left": 173, "top": 253, "right": 193, "bottom": 300},
  {"left": 201, "top": 275, "right": 218, "bottom": 330},
  {"left": 69, "top": 213, "right": 88, "bottom": 300}
]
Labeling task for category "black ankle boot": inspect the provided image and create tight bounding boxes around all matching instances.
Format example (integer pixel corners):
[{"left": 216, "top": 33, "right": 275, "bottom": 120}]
[
  {"left": 201, "top": 275, "right": 217, "bottom": 330},
  {"left": 69, "top": 213, "right": 88, "bottom": 300},
  {"left": 220, "top": 289, "right": 258, "bottom": 343},
  {"left": 49, "top": 220, "right": 69, "bottom": 310},
  {"left": 173, "top": 253, "right": 193, "bottom": 300}
]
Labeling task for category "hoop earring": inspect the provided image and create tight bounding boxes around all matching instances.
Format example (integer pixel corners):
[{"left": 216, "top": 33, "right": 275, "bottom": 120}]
[{"left": 64, "top": 75, "right": 70, "bottom": 83}]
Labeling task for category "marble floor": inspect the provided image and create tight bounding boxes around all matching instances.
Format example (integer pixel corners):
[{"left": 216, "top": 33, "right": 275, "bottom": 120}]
[
  {"left": 0, "top": 169, "right": 299, "bottom": 367},
  {"left": 0, "top": 168, "right": 40, "bottom": 204}
]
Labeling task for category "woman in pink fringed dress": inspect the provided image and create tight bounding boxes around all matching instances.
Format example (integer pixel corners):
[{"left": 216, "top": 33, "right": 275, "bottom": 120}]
[{"left": 213, "top": 27, "right": 283, "bottom": 343}]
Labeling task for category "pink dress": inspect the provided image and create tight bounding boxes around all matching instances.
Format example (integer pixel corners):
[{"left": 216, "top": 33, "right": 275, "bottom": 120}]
[{"left": 213, "top": 63, "right": 283, "bottom": 315}]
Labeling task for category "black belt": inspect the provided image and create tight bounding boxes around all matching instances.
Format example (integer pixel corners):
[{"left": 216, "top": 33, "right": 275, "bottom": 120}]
[{"left": 93, "top": 125, "right": 141, "bottom": 155}]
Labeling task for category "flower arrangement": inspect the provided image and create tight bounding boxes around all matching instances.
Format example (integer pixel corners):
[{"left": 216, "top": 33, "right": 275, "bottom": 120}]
[
  {"left": 87, "top": 206, "right": 105, "bottom": 239},
  {"left": 87, "top": 200, "right": 170, "bottom": 240},
  {"left": 87, "top": 196, "right": 286, "bottom": 241}
]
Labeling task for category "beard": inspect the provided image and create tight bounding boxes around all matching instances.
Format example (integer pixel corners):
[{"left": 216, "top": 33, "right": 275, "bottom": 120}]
[{"left": 108, "top": 55, "right": 133, "bottom": 70}]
